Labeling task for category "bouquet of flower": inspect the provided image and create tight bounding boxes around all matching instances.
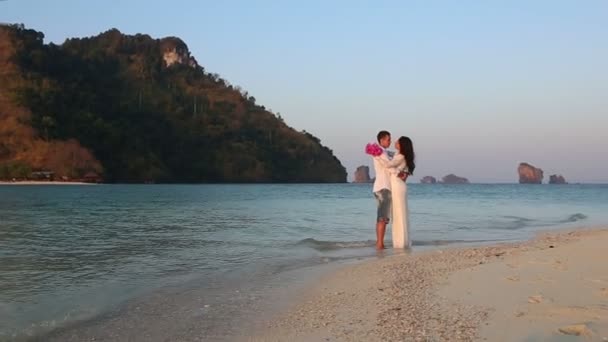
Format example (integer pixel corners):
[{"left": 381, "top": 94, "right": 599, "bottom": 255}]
[{"left": 365, "top": 143, "right": 383, "bottom": 157}]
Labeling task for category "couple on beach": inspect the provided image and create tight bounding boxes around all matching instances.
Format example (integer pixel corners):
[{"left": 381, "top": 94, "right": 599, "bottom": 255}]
[{"left": 369, "top": 131, "right": 415, "bottom": 250}]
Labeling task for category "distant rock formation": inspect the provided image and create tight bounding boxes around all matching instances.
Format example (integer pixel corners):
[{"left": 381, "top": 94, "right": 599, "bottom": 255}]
[
  {"left": 441, "top": 174, "right": 469, "bottom": 184},
  {"left": 549, "top": 174, "right": 567, "bottom": 184},
  {"left": 518, "top": 163, "right": 543, "bottom": 184},
  {"left": 353, "top": 166, "right": 372, "bottom": 183},
  {"left": 420, "top": 176, "right": 437, "bottom": 184}
]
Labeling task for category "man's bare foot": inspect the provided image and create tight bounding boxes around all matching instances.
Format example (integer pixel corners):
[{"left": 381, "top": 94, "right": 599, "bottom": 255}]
[{"left": 376, "top": 244, "right": 386, "bottom": 250}]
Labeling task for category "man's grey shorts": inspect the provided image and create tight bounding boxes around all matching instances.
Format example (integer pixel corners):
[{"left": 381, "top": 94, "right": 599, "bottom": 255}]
[{"left": 374, "top": 189, "right": 391, "bottom": 223}]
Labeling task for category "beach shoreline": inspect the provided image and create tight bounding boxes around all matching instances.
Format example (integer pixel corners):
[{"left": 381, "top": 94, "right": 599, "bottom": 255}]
[
  {"left": 250, "top": 227, "right": 608, "bottom": 341},
  {"left": 0, "top": 181, "right": 96, "bottom": 185},
  {"left": 8, "top": 226, "right": 608, "bottom": 342}
]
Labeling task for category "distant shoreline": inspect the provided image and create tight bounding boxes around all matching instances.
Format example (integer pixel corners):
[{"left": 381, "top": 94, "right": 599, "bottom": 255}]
[
  {"left": 0, "top": 181, "right": 96, "bottom": 185},
  {"left": 1, "top": 181, "right": 604, "bottom": 186}
]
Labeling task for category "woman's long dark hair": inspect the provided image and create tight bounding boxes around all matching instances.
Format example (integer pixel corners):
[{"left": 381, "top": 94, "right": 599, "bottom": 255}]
[{"left": 398, "top": 136, "right": 415, "bottom": 175}]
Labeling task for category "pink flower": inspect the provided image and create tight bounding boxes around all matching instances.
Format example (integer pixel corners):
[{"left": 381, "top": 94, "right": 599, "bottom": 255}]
[{"left": 365, "top": 143, "right": 383, "bottom": 157}]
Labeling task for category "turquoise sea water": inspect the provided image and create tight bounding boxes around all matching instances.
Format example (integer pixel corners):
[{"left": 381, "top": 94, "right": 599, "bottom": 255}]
[{"left": 1, "top": 184, "right": 607, "bottom": 340}]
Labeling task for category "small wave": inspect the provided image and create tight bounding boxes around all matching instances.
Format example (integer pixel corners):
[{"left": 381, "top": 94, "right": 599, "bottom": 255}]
[
  {"left": 502, "top": 215, "right": 535, "bottom": 223},
  {"left": 456, "top": 213, "right": 588, "bottom": 231},
  {"left": 295, "top": 238, "right": 498, "bottom": 251},
  {"left": 456, "top": 216, "right": 536, "bottom": 231},
  {"left": 502, "top": 216, "right": 536, "bottom": 230},
  {"left": 413, "top": 239, "right": 502, "bottom": 246},
  {"left": 295, "top": 238, "right": 376, "bottom": 251},
  {"left": 559, "top": 213, "right": 587, "bottom": 223}
]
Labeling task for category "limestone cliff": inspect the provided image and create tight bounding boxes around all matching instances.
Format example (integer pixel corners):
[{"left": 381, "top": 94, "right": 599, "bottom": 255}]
[
  {"left": 160, "top": 37, "right": 198, "bottom": 68},
  {"left": 518, "top": 163, "right": 543, "bottom": 184},
  {"left": 353, "top": 166, "right": 372, "bottom": 183},
  {"left": 549, "top": 174, "right": 567, "bottom": 184},
  {"left": 420, "top": 176, "right": 437, "bottom": 184},
  {"left": 441, "top": 174, "right": 469, "bottom": 184}
]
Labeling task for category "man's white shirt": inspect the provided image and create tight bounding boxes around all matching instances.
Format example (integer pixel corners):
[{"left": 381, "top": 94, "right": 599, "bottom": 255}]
[{"left": 372, "top": 148, "right": 392, "bottom": 193}]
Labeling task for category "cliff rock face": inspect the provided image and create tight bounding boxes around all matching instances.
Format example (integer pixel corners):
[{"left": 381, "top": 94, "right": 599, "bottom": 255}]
[
  {"left": 160, "top": 37, "right": 198, "bottom": 68},
  {"left": 549, "top": 174, "right": 567, "bottom": 184},
  {"left": 518, "top": 163, "right": 543, "bottom": 184},
  {"left": 441, "top": 174, "right": 469, "bottom": 184},
  {"left": 420, "top": 176, "right": 437, "bottom": 184},
  {"left": 353, "top": 166, "right": 372, "bottom": 183}
]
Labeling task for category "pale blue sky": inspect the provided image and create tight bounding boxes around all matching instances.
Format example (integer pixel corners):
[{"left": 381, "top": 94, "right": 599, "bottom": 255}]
[{"left": 3, "top": 0, "right": 607, "bottom": 182}]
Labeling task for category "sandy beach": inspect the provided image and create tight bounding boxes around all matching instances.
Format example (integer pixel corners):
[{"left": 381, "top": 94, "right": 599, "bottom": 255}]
[{"left": 250, "top": 228, "right": 608, "bottom": 341}]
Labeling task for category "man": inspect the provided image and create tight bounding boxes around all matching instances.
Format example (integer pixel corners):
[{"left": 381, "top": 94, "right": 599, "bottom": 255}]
[{"left": 372, "top": 130, "right": 392, "bottom": 250}]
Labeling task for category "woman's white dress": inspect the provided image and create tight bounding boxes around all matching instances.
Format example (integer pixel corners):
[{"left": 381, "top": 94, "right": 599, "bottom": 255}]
[{"left": 375, "top": 154, "right": 410, "bottom": 248}]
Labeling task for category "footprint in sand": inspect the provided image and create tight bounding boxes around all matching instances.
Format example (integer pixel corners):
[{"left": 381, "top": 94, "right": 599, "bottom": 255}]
[
  {"left": 532, "top": 275, "right": 556, "bottom": 284},
  {"left": 528, "top": 295, "right": 543, "bottom": 304},
  {"left": 527, "top": 259, "right": 553, "bottom": 266},
  {"left": 599, "top": 288, "right": 608, "bottom": 298},
  {"left": 558, "top": 324, "right": 593, "bottom": 337},
  {"left": 553, "top": 260, "right": 568, "bottom": 271},
  {"left": 586, "top": 278, "right": 608, "bottom": 285}
]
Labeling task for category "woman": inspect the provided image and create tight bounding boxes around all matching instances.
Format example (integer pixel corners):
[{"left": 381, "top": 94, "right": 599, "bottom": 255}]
[{"left": 374, "top": 136, "right": 415, "bottom": 248}]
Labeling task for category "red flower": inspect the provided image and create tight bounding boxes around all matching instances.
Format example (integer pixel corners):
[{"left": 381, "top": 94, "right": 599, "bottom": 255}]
[{"left": 365, "top": 143, "right": 383, "bottom": 157}]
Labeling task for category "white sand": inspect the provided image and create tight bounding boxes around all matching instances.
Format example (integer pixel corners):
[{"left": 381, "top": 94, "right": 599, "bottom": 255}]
[
  {"left": 250, "top": 228, "right": 608, "bottom": 341},
  {"left": 441, "top": 229, "right": 608, "bottom": 341}
]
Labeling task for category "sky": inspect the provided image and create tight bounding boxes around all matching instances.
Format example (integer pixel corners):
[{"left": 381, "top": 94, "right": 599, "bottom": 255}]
[{"left": 2, "top": 0, "right": 608, "bottom": 183}]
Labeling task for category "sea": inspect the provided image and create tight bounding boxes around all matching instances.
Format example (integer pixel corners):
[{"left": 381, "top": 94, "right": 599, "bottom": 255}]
[{"left": 1, "top": 183, "right": 607, "bottom": 341}]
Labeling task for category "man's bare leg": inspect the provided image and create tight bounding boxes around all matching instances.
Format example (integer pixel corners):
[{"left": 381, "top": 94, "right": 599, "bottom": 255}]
[{"left": 376, "top": 220, "right": 386, "bottom": 249}]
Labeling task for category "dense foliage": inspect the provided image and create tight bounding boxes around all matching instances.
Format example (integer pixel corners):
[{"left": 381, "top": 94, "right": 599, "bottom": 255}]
[{"left": 0, "top": 24, "right": 346, "bottom": 182}]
